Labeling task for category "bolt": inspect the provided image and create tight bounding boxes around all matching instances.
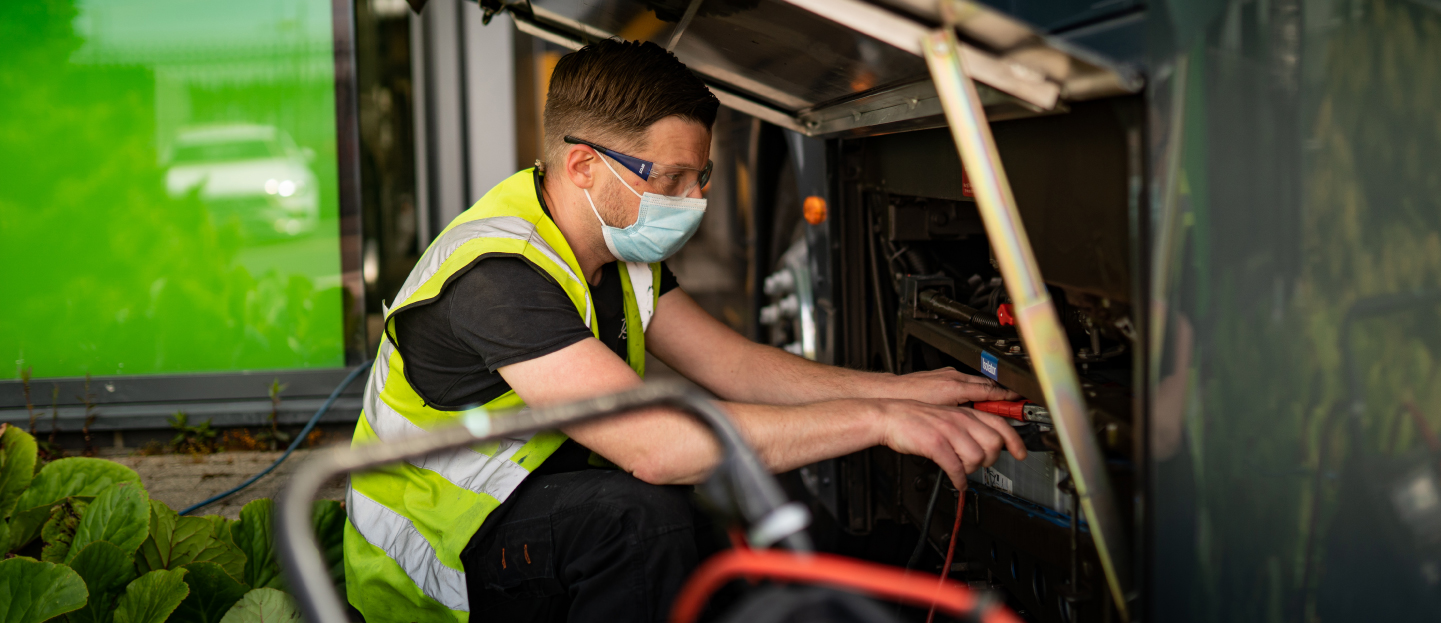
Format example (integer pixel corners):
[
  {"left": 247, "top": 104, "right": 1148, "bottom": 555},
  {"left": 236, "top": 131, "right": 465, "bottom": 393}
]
[
  {"left": 1008, "top": 345, "right": 1022, "bottom": 354},
  {"left": 994, "top": 339, "right": 1007, "bottom": 348}
]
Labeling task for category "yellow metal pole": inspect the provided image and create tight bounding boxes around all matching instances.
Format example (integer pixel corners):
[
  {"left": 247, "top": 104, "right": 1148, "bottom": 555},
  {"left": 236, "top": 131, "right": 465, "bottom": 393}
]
[{"left": 921, "top": 25, "right": 1133, "bottom": 619}]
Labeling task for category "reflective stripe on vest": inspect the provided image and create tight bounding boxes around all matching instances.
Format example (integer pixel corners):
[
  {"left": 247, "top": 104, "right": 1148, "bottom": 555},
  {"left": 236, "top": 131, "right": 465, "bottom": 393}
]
[
  {"left": 391, "top": 215, "right": 593, "bottom": 330},
  {"left": 345, "top": 169, "right": 661, "bottom": 622},
  {"left": 347, "top": 487, "right": 469, "bottom": 612}
]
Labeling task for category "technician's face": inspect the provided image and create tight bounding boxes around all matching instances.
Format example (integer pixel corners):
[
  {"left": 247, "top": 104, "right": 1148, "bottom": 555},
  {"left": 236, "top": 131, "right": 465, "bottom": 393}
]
[{"left": 597, "top": 116, "right": 711, "bottom": 228}]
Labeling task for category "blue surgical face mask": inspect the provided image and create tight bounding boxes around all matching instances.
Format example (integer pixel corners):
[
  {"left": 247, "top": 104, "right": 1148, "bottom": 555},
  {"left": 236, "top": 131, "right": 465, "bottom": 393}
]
[{"left": 584, "top": 154, "right": 707, "bottom": 263}]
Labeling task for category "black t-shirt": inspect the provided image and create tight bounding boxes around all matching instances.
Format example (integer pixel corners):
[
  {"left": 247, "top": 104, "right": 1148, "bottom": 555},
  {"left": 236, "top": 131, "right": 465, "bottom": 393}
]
[{"left": 391, "top": 176, "right": 679, "bottom": 410}]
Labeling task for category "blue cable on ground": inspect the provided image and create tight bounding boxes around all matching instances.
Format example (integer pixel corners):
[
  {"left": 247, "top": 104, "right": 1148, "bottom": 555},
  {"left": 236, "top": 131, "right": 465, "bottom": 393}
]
[{"left": 180, "top": 361, "right": 372, "bottom": 516}]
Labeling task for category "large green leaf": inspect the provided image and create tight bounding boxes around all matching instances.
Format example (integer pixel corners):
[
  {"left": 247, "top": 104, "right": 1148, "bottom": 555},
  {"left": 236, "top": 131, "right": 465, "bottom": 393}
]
[
  {"left": 40, "top": 497, "right": 89, "bottom": 563},
  {"left": 218, "top": 588, "right": 302, "bottom": 623},
  {"left": 11, "top": 458, "right": 142, "bottom": 549},
  {"left": 67, "top": 540, "right": 139, "bottom": 623},
  {"left": 68, "top": 482, "right": 150, "bottom": 562},
  {"left": 171, "top": 561, "right": 250, "bottom": 623},
  {"left": 137, "top": 500, "right": 183, "bottom": 574},
  {"left": 114, "top": 568, "right": 190, "bottom": 623},
  {"left": 193, "top": 523, "right": 248, "bottom": 581},
  {"left": 311, "top": 499, "right": 346, "bottom": 587},
  {"left": 233, "top": 499, "right": 282, "bottom": 589},
  {"left": 137, "top": 500, "right": 245, "bottom": 580},
  {"left": 0, "top": 557, "right": 89, "bottom": 623},
  {"left": 0, "top": 424, "right": 37, "bottom": 520},
  {"left": 205, "top": 514, "right": 237, "bottom": 546}
]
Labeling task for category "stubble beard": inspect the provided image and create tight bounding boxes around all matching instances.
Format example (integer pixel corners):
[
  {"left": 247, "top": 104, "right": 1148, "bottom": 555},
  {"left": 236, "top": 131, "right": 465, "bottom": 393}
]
[{"left": 594, "top": 177, "right": 635, "bottom": 260}]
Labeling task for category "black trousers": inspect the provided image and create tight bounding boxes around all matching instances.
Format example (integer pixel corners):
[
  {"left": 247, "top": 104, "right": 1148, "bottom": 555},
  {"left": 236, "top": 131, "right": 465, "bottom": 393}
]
[{"left": 461, "top": 467, "right": 721, "bottom": 622}]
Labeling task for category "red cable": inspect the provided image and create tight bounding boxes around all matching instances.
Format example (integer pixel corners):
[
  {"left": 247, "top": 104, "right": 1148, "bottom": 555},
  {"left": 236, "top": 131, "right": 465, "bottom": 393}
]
[
  {"left": 669, "top": 546, "right": 1020, "bottom": 623},
  {"left": 926, "top": 490, "right": 966, "bottom": 623}
]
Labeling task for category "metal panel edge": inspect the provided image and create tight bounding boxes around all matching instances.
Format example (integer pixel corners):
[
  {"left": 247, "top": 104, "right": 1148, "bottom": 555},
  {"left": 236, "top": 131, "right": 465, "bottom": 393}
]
[{"left": 508, "top": 8, "right": 805, "bottom": 133}]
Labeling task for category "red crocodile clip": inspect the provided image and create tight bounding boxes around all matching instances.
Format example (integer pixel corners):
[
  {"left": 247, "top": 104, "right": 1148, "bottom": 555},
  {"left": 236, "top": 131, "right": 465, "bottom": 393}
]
[
  {"left": 971, "top": 400, "right": 1052, "bottom": 425},
  {"left": 971, "top": 400, "right": 1029, "bottom": 420}
]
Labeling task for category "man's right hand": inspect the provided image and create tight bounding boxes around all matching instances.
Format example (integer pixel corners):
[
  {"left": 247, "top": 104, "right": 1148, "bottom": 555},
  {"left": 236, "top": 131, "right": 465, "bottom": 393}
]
[{"left": 874, "top": 399, "right": 1028, "bottom": 489}]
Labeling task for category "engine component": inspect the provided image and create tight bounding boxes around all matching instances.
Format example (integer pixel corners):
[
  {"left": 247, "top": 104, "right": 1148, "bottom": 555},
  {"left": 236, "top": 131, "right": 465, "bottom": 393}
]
[
  {"left": 885, "top": 197, "right": 985, "bottom": 241},
  {"left": 917, "top": 289, "right": 1013, "bottom": 336},
  {"left": 764, "top": 269, "right": 797, "bottom": 297},
  {"left": 760, "top": 239, "right": 820, "bottom": 361}
]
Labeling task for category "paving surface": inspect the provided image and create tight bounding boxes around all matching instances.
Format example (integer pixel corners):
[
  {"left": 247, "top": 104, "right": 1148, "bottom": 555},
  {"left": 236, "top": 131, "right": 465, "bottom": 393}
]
[{"left": 104, "top": 448, "right": 348, "bottom": 519}]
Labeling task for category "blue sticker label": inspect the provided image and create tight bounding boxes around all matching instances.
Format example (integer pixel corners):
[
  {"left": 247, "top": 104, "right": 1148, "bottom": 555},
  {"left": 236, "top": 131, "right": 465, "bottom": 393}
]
[{"left": 980, "top": 351, "right": 999, "bottom": 380}]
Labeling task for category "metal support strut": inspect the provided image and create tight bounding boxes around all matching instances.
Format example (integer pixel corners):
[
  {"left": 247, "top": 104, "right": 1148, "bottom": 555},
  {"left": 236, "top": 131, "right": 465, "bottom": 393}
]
[
  {"left": 276, "top": 382, "right": 812, "bottom": 623},
  {"left": 921, "top": 16, "right": 1133, "bottom": 619}
]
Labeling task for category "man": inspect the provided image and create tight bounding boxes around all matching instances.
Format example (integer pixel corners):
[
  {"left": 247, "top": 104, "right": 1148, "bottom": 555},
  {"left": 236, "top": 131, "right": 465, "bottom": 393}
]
[{"left": 344, "top": 39, "right": 1026, "bottom": 623}]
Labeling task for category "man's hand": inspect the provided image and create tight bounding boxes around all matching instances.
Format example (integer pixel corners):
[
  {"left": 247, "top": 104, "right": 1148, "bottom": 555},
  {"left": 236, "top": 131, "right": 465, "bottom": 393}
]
[
  {"left": 882, "top": 367, "right": 1020, "bottom": 406},
  {"left": 875, "top": 399, "right": 1028, "bottom": 489}
]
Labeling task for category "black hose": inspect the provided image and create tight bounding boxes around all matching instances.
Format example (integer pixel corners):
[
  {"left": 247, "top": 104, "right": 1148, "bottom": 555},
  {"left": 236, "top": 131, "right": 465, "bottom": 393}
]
[
  {"left": 918, "top": 290, "right": 1014, "bottom": 336},
  {"left": 905, "top": 467, "right": 945, "bottom": 571},
  {"left": 866, "top": 198, "right": 896, "bottom": 373},
  {"left": 179, "top": 361, "right": 372, "bottom": 516},
  {"left": 900, "top": 247, "right": 931, "bottom": 275}
]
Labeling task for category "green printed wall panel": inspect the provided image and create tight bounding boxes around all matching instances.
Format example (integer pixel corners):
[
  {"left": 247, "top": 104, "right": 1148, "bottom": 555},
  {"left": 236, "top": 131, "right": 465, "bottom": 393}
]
[{"left": 1, "top": 0, "right": 347, "bottom": 379}]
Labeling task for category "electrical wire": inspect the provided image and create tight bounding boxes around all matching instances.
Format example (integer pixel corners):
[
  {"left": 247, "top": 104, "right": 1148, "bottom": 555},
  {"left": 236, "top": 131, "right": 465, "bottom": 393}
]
[
  {"left": 670, "top": 547, "right": 1022, "bottom": 623},
  {"left": 926, "top": 490, "right": 966, "bottom": 623},
  {"left": 906, "top": 467, "right": 945, "bottom": 571},
  {"left": 180, "top": 361, "right": 372, "bottom": 516}
]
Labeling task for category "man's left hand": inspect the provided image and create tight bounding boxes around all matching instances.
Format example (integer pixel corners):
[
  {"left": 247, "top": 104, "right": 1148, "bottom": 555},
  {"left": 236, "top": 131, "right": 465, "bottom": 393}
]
[{"left": 883, "top": 367, "right": 1020, "bottom": 406}]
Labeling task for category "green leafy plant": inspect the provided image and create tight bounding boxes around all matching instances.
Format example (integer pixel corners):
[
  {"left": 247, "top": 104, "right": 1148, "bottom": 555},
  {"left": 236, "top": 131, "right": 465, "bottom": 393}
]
[
  {"left": 115, "top": 569, "right": 191, "bottom": 623},
  {"left": 168, "top": 412, "right": 218, "bottom": 455},
  {"left": 79, "top": 373, "right": 99, "bottom": 457},
  {"left": 255, "top": 380, "right": 291, "bottom": 452},
  {"left": 0, "top": 557, "right": 90, "bottom": 623},
  {"left": 218, "top": 588, "right": 302, "bottom": 623},
  {"left": 173, "top": 561, "right": 250, "bottom": 623},
  {"left": 0, "top": 426, "right": 348, "bottom": 622},
  {"left": 233, "top": 499, "right": 283, "bottom": 590},
  {"left": 70, "top": 541, "right": 139, "bottom": 623}
]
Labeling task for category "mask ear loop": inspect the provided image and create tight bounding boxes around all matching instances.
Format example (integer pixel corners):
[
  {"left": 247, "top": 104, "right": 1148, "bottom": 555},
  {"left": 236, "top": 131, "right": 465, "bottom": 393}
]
[
  {"left": 584, "top": 150, "right": 644, "bottom": 228},
  {"left": 582, "top": 188, "right": 608, "bottom": 228},
  {"left": 595, "top": 152, "right": 645, "bottom": 199}
]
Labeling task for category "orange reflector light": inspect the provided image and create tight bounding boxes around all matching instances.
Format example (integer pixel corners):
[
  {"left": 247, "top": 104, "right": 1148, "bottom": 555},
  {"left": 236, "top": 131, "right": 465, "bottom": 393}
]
[{"left": 803, "top": 195, "right": 827, "bottom": 225}]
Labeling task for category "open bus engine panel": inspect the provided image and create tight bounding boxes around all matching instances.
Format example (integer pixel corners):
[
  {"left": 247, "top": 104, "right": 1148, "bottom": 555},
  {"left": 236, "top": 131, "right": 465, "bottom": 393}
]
[{"left": 759, "top": 97, "right": 1145, "bottom": 623}]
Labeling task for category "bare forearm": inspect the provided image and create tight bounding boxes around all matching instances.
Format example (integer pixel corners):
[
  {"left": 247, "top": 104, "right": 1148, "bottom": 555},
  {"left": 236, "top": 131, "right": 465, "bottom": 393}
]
[
  {"left": 700, "top": 341, "right": 896, "bottom": 405},
  {"left": 563, "top": 398, "right": 882, "bottom": 485}
]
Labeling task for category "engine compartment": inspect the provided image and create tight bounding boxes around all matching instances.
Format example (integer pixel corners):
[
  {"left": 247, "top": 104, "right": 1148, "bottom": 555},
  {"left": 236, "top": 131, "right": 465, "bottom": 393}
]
[{"left": 759, "top": 97, "right": 1145, "bottom": 622}]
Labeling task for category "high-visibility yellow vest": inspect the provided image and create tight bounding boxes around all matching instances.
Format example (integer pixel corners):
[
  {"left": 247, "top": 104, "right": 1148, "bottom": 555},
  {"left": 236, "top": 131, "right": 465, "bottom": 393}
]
[{"left": 343, "top": 169, "right": 660, "bottom": 622}]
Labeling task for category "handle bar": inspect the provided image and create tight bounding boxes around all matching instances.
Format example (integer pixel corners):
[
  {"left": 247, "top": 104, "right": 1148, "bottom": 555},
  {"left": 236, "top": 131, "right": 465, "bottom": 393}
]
[{"left": 276, "top": 381, "right": 812, "bottom": 623}]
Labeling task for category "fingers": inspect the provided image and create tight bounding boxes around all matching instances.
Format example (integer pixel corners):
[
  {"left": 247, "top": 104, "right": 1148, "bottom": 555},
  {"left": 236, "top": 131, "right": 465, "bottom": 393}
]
[
  {"left": 941, "top": 417, "right": 988, "bottom": 473},
  {"left": 937, "top": 369, "right": 1021, "bottom": 402},
  {"left": 879, "top": 400, "right": 1026, "bottom": 490},
  {"left": 965, "top": 408, "right": 1029, "bottom": 461},
  {"left": 966, "top": 382, "right": 1021, "bottom": 402},
  {"left": 954, "top": 413, "right": 1003, "bottom": 466},
  {"left": 927, "top": 436, "right": 966, "bottom": 490}
]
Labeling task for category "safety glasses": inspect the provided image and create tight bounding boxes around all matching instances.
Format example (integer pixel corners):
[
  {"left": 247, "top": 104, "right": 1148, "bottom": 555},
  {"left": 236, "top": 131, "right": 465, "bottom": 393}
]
[{"left": 564, "top": 135, "right": 712, "bottom": 198}]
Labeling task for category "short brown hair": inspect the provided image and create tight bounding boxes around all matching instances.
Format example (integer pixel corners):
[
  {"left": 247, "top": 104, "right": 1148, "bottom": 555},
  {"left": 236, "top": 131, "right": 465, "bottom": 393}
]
[{"left": 542, "top": 39, "right": 719, "bottom": 171}]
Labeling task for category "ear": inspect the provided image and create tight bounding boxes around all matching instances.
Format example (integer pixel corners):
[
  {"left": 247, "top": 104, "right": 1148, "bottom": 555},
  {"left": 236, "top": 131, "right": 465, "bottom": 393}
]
[{"left": 564, "top": 144, "right": 598, "bottom": 190}]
